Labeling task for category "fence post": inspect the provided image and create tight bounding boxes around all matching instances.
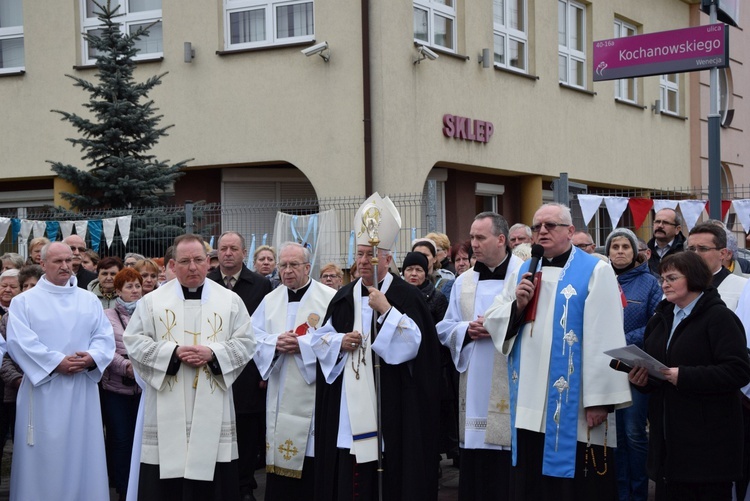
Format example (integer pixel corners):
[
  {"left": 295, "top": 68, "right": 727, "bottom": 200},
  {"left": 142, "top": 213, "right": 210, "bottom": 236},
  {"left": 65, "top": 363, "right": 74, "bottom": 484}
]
[
  {"left": 426, "top": 179, "right": 437, "bottom": 233},
  {"left": 185, "top": 200, "right": 194, "bottom": 234}
]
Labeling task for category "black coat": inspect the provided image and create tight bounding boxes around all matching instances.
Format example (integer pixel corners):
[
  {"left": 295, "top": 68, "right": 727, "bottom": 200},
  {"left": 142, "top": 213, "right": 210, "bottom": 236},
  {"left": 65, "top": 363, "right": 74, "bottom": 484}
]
[
  {"left": 76, "top": 267, "right": 97, "bottom": 290},
  {"left": 647, "top": 231, "right": 686, "bottom": 276},
  {"left": 208, "top": 265, "right": 271, "bottom": 413},
  {"left": 314, "top": 273, "right": 441, "bottom": 501},
  {"left": 642, "top": 287, "right": 750, "bottom": 482}
]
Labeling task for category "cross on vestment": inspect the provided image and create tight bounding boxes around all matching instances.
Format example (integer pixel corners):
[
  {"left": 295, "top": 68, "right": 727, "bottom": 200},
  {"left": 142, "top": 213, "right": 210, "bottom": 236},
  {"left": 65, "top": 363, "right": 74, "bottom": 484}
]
[
  {"left": 279, "top": 439, "right": 299, "bottom": 460},
  {"left": 497, "top": 399, "right": 510, "bottom": 412},
  {"left": 185, "top": 330, "right": 202, "bottom": 388}
]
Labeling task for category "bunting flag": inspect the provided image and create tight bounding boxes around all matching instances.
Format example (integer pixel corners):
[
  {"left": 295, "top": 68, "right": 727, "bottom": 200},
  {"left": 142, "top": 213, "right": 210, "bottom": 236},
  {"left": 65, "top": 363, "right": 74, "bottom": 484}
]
[
  {"left": 628, "top": 198, "right": 654, "bottom": 230},
  {"left": 19, "top": 220, "right": 33, "bottom": 244},
  {"left": 74, "top": 221, "right": 88, "bottom": 241},
  {"left": 578, "top": 195, "right": 604, "bottom": 226},
  {"left": 411, "top": 227, "right": 417, "bottom": 242},
  {"left": 11, "top": 219, "right": 20, "bottom": 245},
  {"left": 678, "top": 200, "right": 708, "bottom": 231},
  {"left": 705, "top": 200, "right": 732, "bottom": 221},
  {"left": 208, "top": 235, "right": 215, "bottom": 249},
  {"left": 247, "top": 234, "right": 256, "bottom": 268},
  {"left": 347, "top": 230, "right": 355, "bottom": 267},
  {"left": 117, "top": 215, "right": 132, "bottom": 246},
  {"left": 45, "top": 221, "right": 60, "bottom": 242},
  {"left": 0, "top": 218, "right": 11, "bottom": 245},
  {"left": 32, "top": 221, "right": 46, "bottom": 239},
  {"left": 60, "top": 221, "right": 74, "bottom": 240},
  {"left": 89, "top": 220, "right": 103, "bottom": 253},
  {"left": 603, "top": 196, "right": 629, "bottom": 229},
  {"left": 262, "top": 233, "right": 268, "bottom": 245},
  {"left": 103, "top": 217, "right": 117, "bottom": 249},
  {"left": 734, "top": 199, "right": 750, "bottom": 233},
  {"left": 653, "top": 199, "right": 679, "bottom": 213}
]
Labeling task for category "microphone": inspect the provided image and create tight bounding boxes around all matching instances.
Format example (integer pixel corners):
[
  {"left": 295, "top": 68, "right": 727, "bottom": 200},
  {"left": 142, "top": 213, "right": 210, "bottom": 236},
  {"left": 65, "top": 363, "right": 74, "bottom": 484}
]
[
  {"left": 527, "top": 244, "right": 544, "bottom": 277},
  {"left": 522, "top": 244, "right": 545, "bottom": 324}
]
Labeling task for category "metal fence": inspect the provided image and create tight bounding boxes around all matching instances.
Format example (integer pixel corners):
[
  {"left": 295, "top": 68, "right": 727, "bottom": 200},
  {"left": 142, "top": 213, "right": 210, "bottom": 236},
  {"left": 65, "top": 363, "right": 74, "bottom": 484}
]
[
  {"left": 2, "top": 193, "right": 432, "bottom": 270},
  {"left": 569, "top": 185, "right": 750, "bottom": 246},
  {"left": 5, "top": 184, "right": 750, "bottom": 268}
]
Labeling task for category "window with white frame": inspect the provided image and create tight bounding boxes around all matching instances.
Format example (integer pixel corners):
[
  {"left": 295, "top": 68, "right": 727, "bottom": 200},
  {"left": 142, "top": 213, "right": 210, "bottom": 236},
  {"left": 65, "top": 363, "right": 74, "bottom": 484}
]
[
  {"left": 413, "top": 0, "right": 456, "bottom": 52},
  {"left": 614, "top": 19, "right": 637, "bottom": 103},
  {"left": 558, "top": 0, "right": 585, "bottom": 88},
  {"left": 493, "top": 0, "right": 527, "bottom": 72},
  {"left": 660, "top": 74, "right": 679, "bottom": 114},
  {"left": 81, "top": 0, "right": 162, "bottom": 65},
  {"left": 0, "top": 0, "right": 24, "bottom": 72},
  {"left": 225, "top": 0, "right": 314, "bottom": 49}
]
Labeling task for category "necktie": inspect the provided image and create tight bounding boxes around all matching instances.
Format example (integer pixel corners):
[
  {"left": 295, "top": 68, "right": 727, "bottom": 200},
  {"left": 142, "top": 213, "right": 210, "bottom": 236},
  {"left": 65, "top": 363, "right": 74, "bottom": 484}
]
[{"left": 224, "top": 276, "right": 235, "bottom": 290}]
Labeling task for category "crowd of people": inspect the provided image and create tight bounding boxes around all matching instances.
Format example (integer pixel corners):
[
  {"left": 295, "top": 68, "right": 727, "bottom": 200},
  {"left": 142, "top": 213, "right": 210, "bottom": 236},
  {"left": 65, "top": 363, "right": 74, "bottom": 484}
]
[{"left": 0, "top": 200, "right": 749, "bottom": 501}]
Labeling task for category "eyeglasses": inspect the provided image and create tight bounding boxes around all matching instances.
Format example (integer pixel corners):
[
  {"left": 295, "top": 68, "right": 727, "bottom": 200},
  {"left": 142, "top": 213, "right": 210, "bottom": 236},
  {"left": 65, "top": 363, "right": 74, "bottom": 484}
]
[
  {"left": 654, "top": 219, "right": 678, "bottom": 227},
  {"left": 531, "top": 222, "right": 570, "bottom": 233},
  {"left": 686, "top": 245, "right": 722, "bottom": 253},
  {"left": 321, "top": 274, "right": 340, "bottom": 280},
  {"left": 278, "top": 262, "right": 307, "bottom": 270},
  {"left": 575, "top": 243, "right": 594, "bottom": 249},
  {"left": 175, "top": 257, "right": 207, "bottom": 267},
  {"left": 69, "top": 246, "right": 87, "bottom": 253},
  {"left": 658, "top": 274, "right": 685, "bottom": 286}
]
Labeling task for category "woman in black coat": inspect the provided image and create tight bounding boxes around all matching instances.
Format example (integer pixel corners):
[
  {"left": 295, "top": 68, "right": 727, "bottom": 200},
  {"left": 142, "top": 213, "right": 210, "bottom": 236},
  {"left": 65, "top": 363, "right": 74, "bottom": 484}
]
[{"left": 629, "top": 252, "right": 750, "bottom": 501}]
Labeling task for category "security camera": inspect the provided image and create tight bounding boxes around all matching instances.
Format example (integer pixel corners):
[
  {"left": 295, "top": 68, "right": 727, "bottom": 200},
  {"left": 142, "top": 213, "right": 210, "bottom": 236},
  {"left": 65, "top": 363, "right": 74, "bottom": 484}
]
[
  {"left": 420, "top": 45, "right": 439, "bottom": 61},
  {"left": 414, "top": 45, "right": 439, "bottom": 65},
  {"left": 301, "top": 41, "right": 330, "bottom": 61}
]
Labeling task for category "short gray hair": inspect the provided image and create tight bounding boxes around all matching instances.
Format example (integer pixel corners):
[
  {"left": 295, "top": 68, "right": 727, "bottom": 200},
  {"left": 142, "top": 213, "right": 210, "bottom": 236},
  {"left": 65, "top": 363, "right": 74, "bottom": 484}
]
[
  {"left": 509, "top": 223, "right": 532, "bottom": 238},
  {"left": 279, "top": 242, "right": 311, "bottom": 263},
  {"left": 1, "top": 253, "right": 24, "bottom": 270},
  {"left": 538, "top": 203, "right": 573, "bottom": 225},
  {"left": 0, "top": 268, "right": 20, "bottom": 280}
]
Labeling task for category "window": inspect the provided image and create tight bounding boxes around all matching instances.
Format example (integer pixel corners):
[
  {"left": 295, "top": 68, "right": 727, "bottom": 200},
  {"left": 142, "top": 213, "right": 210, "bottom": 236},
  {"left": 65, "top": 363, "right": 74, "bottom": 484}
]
[
  {"left": 493, "top": 0, "right": 527, "bottom": 72},
  {"left": 225, "top": 0, "right": 314, "bottom": 49},
  {"left": 558, "top": 0, "right": 585, "bottom": 88},
  {"left": 413, "top": 0, "right": 455, "bottom": 52},
  {"left": 660, "top": 74, "right": 679, "bottom": 114},
  {"left": 81, "top": 0, "right": 162, "bottom": 65},
  {"left": 613, "top": 19, "right": 637, "bottom": 103},
  {"left": 0, "top": 0, "right": 24, "bottom": 72}
]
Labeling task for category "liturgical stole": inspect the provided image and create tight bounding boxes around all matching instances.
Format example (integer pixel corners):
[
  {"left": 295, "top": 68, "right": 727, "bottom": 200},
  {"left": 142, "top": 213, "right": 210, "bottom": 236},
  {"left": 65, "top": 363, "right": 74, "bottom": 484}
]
[
  {"left": 153, "top": 285, "right": 233, "bottom": 481},
  {"left": 343, "top": 278, "right": 380, "bottom": 463},
  {"left": 509, "top": 250, "right": 596, "bottom": 478},
  {"left": 457, "top": 270, "right": 511, "bottom": 447},
  {"left": 263, "top": 282, "right": 332, "bottom": 478}
]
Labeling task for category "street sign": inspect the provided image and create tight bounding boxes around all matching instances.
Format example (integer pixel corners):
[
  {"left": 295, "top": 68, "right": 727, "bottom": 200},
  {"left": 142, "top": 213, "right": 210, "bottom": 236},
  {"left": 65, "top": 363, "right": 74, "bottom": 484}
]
[{"left": 593, "top": 24, "right": 728, "bottom": 82}]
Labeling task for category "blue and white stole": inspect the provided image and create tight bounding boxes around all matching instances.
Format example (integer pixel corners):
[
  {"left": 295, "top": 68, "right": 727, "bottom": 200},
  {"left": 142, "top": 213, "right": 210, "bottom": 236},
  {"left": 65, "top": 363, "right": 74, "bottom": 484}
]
[{"left": 508, "top": 248, "right": 598, "bottom": 478}]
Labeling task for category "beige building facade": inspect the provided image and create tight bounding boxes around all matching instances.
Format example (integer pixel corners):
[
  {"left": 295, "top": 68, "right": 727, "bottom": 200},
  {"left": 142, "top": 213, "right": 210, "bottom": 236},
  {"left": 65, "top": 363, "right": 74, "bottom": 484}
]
[{"left": 0, "top": 0, "right": 709, "bottom": 241}]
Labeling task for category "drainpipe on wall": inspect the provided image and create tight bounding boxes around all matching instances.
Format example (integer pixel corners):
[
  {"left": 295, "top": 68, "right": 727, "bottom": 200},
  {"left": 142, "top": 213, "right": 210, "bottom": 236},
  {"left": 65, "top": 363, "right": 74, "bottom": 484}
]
[{"left": 362, "top": 0, "right": 373, "bottom": 195}]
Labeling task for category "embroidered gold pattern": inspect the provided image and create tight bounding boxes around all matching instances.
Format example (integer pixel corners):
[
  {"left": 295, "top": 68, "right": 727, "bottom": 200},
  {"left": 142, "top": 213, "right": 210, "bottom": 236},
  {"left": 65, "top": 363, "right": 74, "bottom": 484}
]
[
  {"left": 159, "top": 309, "right": 177, "bottom": 343},
  {"left": 278, "top": 439, "right": 299, "bottom": 461},
  {"left": 207, "top": 313, "right": 223, "bottom": 342}
]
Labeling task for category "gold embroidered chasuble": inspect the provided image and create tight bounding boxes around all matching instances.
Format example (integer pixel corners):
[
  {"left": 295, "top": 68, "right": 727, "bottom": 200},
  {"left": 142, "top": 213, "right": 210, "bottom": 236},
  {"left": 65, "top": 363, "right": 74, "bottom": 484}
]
[{"left": 124, "top": 279, "right": 255, "bottom": 481}]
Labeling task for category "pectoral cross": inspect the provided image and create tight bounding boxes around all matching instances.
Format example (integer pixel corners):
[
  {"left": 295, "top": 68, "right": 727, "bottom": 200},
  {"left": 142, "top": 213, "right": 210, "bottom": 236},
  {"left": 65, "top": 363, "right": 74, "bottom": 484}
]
[{"left": 497, "top": 399, "right": 510, "bottom": 412}]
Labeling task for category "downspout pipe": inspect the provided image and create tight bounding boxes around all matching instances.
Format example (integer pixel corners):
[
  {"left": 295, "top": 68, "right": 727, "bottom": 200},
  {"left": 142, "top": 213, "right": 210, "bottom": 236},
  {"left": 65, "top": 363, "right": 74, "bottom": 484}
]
[{"left": 362, "top": 0, "right": 373, "bottom": 194}]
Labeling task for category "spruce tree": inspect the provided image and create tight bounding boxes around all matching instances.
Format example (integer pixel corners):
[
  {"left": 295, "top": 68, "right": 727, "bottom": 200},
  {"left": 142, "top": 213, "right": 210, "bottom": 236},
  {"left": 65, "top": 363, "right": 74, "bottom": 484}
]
[{"left": 48, "top": 0, "right": 188, "bottom": 210}]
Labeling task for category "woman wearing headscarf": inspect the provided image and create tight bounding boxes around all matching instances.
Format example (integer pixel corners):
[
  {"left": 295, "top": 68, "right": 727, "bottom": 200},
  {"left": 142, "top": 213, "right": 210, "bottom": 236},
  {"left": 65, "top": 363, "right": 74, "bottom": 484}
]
[{"left": 605, "top": 228, "right": 661, "bottom": 501}]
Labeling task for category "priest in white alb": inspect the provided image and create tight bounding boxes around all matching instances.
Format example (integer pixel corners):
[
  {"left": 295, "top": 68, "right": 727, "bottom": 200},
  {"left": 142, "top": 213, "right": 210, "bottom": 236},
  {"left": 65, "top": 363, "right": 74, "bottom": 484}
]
[
  {"left": 124, "top": 233, "right": 255, "bottom": 501},
  {"left": 484, "top": 203, "right": 631, "bottom": 501},
  {"left": 436, "top": 211, "right": 523, "bottom": 499},
  {"left": 7, "top": 242, "right": 115, "bottom": 501},
  {"left": 252, "top": 242, "right": 335, "bottom": 500}
]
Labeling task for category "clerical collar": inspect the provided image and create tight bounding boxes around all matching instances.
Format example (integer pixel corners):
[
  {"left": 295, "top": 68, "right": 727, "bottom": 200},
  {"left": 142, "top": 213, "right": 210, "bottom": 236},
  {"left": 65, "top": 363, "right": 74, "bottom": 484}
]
[
  {"left": 361, "top": 278, "right": 386, "bottom": 296},
  {"left": 181, "top": 284, "right": 204, "bottom": 300},
  {"left": 711, "top": 266, "right": 730, "bottom": 288},
  {"left": 543, "top": 247, "right": 573, "bottom": 268},
  {"left": 474, "top": 254, "right": 510, "bottom": 281},
  {"left": 287, "top": 279, "right": 312, "bottom": 302}
]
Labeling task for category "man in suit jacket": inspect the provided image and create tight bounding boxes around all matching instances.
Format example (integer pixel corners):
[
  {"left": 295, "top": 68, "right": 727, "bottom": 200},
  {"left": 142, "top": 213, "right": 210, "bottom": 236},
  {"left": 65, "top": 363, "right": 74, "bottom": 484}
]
[{"left": 208, "top": 231, "right": 272, "bottom": 501}]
